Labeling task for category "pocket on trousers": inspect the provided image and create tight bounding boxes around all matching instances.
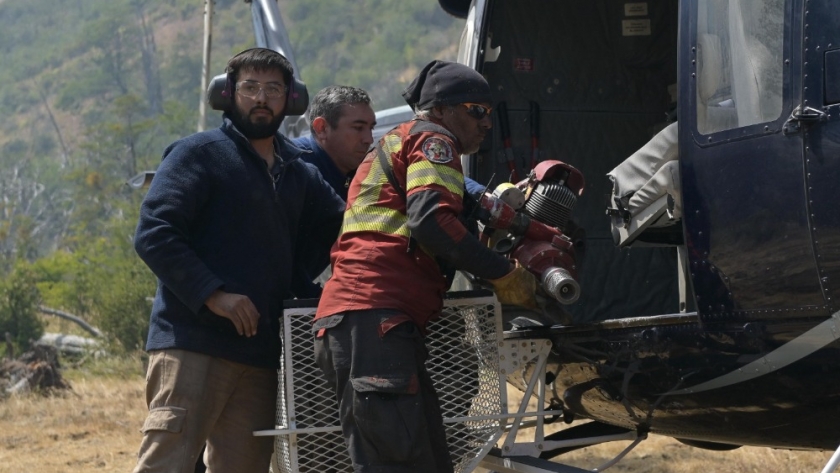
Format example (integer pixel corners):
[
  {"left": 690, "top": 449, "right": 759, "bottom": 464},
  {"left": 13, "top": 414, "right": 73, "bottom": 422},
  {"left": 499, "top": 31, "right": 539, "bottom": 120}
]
[
  {"left": 350, "top": 324, "right": 428, "bottom": 463},
  {"left": 350, "top": 374, "right": 423, "bottom": 463},
  {"left": 141, "top": 406, "right": 187, "bottom": 433},
  {"left": 312, "top": 313, "right": 344, "bottom": 338}
]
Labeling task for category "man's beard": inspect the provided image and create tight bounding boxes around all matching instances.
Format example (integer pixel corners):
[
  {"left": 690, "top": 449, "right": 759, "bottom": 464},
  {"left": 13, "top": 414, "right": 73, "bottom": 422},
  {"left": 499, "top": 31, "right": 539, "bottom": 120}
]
[{"left": 230, "top": 106, "right": 284, "bottom": 139}]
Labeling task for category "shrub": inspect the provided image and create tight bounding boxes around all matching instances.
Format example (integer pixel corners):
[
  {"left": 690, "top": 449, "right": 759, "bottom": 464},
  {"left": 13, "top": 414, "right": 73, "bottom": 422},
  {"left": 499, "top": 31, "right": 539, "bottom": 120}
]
[{"left": 0, "top": 262, "right": 43, "bottom": 349}]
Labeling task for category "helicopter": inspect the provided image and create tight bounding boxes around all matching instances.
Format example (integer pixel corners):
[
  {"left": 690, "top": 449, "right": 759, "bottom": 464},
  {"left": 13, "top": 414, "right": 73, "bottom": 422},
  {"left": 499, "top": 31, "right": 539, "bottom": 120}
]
[
  {"left": 428, "top": 0, "right": 840, "bottom": 469},
  {"left": 188, "top": 0, "right": 840, "bottom": 471}
]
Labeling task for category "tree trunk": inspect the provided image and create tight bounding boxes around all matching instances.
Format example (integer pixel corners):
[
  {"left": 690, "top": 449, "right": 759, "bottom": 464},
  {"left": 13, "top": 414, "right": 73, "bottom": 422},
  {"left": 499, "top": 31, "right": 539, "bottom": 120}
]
[
  {"left": 137, "top": 4, "right": 163, "bottom": 114},
  {"left": 36, "top": 87, "right": 69, "bottom": 168}
]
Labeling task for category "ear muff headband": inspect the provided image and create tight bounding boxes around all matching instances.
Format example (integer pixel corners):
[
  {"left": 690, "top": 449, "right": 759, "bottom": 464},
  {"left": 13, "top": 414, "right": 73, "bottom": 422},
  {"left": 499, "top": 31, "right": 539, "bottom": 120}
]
[{"left": 206, "top": 49, "right": 309, "bottom": 116}]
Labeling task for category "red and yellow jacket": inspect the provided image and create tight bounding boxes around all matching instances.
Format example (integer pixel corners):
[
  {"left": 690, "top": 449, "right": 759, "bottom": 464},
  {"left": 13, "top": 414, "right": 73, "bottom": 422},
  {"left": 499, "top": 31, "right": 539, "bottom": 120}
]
[{"left": 315, "top": 118, "right": 509, "bottom": 329}]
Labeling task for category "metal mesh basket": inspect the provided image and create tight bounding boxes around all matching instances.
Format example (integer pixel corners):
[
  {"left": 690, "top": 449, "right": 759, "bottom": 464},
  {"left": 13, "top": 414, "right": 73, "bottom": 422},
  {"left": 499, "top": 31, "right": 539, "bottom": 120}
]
[{"left": 272, "top": 293, "right": 505, "bottom": 473}]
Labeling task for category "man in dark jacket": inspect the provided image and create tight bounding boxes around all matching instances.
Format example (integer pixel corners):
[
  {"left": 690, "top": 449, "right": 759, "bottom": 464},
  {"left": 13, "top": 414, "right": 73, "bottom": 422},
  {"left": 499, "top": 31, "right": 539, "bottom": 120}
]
[
  {"left": 295, "top": 85, "right": 377, "bottom": 201},
  {"left": 291, "top": 85, "right": 376, "bottom": 297},
  {"left": 132, "top": 48, "right": 344, "bottom": 473}
]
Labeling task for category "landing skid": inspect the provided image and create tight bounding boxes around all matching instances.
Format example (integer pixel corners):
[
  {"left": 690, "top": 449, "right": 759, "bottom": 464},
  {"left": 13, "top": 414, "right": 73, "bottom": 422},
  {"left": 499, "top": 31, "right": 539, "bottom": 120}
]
[
  {"left": 477, "top": 448, "right": 590, "bottom": 473},
  {"left": 822, "top": 445, "right": 840, "bottom": 473},
  {"left": 257, "top": 291, "right": 647, "bottom": 472}
]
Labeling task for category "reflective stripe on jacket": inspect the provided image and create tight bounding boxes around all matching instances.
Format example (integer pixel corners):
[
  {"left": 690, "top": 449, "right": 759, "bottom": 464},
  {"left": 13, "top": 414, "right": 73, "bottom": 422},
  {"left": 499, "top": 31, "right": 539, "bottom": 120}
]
[{"left": 316, "top": 119, "right": 467, "bottom": 328}]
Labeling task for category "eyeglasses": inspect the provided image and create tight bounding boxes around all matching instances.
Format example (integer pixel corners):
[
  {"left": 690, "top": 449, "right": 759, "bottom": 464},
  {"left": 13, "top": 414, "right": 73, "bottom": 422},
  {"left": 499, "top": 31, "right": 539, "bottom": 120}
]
[
  {"left": 461, "top": 103, "right": 493, "bottom": 120},
  {"left": 236, "top": 81, "right": 287, "bottom": 99}
]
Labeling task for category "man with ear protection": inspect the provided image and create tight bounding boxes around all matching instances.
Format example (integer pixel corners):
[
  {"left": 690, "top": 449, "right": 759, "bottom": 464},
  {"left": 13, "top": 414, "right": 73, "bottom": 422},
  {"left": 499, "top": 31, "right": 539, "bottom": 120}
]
[
  {"left": 313, "top": 60, "right": 539, "bottom": 472},
  {"left": 132, "top": 48, "right": 345, "bottom": 473}
]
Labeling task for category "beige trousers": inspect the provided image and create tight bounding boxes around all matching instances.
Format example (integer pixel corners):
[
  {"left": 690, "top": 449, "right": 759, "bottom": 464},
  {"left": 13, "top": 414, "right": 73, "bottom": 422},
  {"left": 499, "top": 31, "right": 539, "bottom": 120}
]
[{"left": 132, "top": 349, "right": 277, "bottom": 473}]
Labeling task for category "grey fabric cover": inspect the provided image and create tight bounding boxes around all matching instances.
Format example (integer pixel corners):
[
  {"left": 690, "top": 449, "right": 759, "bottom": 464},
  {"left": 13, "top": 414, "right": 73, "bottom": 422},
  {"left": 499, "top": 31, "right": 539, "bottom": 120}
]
[{"left": 608, "top": 121, "right": 681, "bottom": 223}]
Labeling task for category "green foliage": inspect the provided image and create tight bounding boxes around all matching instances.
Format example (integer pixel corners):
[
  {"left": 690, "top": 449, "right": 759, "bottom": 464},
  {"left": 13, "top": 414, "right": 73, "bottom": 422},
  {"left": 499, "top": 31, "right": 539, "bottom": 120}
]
[
  {"left": 82, "top": 233, "right": 155, "bottom": 353},
  {"left": 0, "top": 0, "right": 464, "bottom": 356},
  {"left": 75, "top": 199, "right": 154, "bottom": 353},
  {"left": 32, "top": 204, "right": 156, "bottom": 353},
  {"left": 90, "top": 247, "right": 154, "bottom": 353},
  {"left": 55, "top": 64, "right": 114, "bottom": 111},
  {"left": 159, "top": 34, "right": 205, "bottom": 104},
  {"left": 286, "top": 0, "right": 463, "bottom": 108},
  {"left": 0, "top": 262, "right": 43, "bottom": 349},
  {"left": 32, "top": 250, "right": 95, "bottom": 318}
]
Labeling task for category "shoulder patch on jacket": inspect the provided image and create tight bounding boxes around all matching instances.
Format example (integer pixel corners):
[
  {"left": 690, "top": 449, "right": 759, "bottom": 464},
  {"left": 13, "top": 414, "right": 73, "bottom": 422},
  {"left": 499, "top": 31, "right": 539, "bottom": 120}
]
[{"left": 421, "top": 137, "right": 454, "bottom": 164}]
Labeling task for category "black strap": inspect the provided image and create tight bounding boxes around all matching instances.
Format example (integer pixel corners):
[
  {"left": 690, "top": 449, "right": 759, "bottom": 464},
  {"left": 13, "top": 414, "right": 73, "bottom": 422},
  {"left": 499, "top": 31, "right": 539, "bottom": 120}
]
[
  {"left": 374, "top": 141, "right": 415, "bottom": 253},
  {"left": 375, "top": 144, "right": 406, "bottom": 200},
  {"left": 375, "top": 122, "right": 460, "bottom": 256},
  {"left": 408, "top": 120, "right": 457, "bottom": 141}
]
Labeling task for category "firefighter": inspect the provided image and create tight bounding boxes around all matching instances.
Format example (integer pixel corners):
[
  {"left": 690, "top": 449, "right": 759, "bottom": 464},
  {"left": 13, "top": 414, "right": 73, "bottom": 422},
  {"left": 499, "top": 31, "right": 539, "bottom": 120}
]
[{"left": 313, "top": 60, "right": 538, "bottom": 472}]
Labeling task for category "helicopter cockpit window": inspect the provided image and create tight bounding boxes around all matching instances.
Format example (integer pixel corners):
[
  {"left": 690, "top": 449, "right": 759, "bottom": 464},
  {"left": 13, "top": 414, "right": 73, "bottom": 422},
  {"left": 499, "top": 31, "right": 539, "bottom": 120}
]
[{"left": 696, "top": 0, "right": 785, "bottom": 134}]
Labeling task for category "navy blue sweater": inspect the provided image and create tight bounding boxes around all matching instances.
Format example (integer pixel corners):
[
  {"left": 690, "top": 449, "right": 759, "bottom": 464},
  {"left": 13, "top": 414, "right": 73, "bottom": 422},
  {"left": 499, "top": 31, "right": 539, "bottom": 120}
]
[
  {"left": 294, "top": 135, "right": 353, "bottom": 201},
  {"left": 290, "top": 135, "right": 354, "bottom": 297},
  {"left": 134, "top": 118, "right": 345, "bottom": 369}
]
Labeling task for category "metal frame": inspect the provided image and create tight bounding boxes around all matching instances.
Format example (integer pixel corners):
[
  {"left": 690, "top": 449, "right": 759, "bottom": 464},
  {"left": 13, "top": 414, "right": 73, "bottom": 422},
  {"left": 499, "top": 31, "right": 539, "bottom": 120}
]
[
  {"left": 256, "top": 294, "right": 648, "bottom": 472},
  {"left": 258, "top": 294, "right": 510, "bottom": 472},
  {"left": 476, "top": 340, "right": 645, "bottom": 473}
]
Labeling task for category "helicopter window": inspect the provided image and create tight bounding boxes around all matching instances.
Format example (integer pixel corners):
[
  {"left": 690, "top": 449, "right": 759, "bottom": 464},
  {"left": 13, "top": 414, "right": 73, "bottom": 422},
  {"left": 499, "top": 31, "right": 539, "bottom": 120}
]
[{"left": 696, "top": 0, "right": 785, "bottom": 134}]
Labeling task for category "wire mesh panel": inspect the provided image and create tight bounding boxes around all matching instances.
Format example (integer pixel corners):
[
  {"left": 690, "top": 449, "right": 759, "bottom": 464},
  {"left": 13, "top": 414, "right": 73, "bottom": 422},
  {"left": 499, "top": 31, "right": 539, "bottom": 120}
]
[
  {"left": 274, "top": 305, "right": 348, "bottom": 473},
  {"left": 272, "top": 293, "right": 505, "bottom": 473}
]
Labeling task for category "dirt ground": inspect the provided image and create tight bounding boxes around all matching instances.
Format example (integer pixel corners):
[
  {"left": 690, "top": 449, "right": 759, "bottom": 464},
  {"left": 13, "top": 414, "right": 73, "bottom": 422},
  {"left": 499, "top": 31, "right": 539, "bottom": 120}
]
[
  {"left": 0, "top": 363, "right": 833, "bottom": 473},
  {"left": 499, "top": 388, "right": 834, "bottom": 473}
]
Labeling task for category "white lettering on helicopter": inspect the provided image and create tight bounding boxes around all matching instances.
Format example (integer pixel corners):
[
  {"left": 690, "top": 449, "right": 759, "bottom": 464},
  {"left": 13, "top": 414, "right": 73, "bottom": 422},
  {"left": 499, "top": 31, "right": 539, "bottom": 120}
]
[
  {"left": 623, "top": 19, "right": 651, "bottom": 36},
  {"left": 624, "top": 3, "right": 648, "bottom": 17}
]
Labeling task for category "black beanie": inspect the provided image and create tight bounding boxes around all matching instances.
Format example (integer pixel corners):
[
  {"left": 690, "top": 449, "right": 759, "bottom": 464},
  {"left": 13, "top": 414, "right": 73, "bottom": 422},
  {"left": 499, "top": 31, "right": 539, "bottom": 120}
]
[{"left": 401, "top": 60, "right": 492, "bottom": 109}]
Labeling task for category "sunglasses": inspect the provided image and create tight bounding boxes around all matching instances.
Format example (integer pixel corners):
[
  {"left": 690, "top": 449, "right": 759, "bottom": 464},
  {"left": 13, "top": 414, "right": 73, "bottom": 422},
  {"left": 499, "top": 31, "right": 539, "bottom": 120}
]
[{"left": 461, "top": 103, "right": 493, "bottom": 120}]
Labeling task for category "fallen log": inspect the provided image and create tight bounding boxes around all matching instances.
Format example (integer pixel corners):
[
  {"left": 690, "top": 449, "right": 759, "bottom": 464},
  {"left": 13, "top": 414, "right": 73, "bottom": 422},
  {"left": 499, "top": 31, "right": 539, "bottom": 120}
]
[
  {"left": 37, "top": 306, "right": 103, "bottom": 338},
  {"left": 37, "top": 333, "right": 102, "bottom": 356}
]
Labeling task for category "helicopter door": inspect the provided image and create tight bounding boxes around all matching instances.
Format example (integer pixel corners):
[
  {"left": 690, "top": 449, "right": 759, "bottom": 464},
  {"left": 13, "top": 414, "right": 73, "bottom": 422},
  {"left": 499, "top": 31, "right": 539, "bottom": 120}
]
[
  {"left": 799, "top": 1, "right": 840, "bottom": 313},
  {"left": 679, "top": 0, "right": 826, "bottom": 320}
]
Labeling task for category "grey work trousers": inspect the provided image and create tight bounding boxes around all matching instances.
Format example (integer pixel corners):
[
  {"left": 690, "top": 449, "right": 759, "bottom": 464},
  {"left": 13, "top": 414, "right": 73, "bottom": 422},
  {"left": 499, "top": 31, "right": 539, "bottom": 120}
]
[{"left": 314, "top": 309, "right": 454, "bottom": 473}]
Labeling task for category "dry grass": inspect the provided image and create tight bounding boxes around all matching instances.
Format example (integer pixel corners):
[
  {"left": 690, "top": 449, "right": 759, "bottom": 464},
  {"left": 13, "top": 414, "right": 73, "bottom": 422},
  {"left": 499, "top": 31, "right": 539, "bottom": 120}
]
[
  {"left": 0, "top": 358, "right": 147, "bottom": 473},
  {"left": 0, "top": 357, "right": 833, "bottom": 473},
  {"left": 501, "top": 431, "right": 833, "bottom": 473}
]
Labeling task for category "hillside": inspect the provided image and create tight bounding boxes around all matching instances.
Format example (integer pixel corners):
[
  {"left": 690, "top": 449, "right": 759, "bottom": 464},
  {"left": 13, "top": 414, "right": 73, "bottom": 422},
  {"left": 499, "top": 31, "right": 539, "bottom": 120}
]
[
  {"left": 0, "top": 0, "right": 462, "bottom": 150},
  {"left": 0, "top": 0, "right": 463, "bottom": 244},
  {"left": 0, "top": 0, "right": 463, "bottom": 351}
]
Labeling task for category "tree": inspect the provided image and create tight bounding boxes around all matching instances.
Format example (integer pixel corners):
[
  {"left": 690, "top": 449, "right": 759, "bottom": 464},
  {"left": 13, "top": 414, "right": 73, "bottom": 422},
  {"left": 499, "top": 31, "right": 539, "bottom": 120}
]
[
  {"left": 0, "top": 262, "right": 43, "bottom": 349},
  {"left": 35, "top": 83, "right": 70, "bottom": 168},
  {"left": 72, "top": 202, "right": 154, "bottom": 352},
  {"left": 0, "top": 0, "right": 464, "bottom": 354},
  {"left": 0, "top": 139, "right": 54, "bottom": 268},
  {"left": 134, "top": 0, "right": 164, "bottom": 114}
]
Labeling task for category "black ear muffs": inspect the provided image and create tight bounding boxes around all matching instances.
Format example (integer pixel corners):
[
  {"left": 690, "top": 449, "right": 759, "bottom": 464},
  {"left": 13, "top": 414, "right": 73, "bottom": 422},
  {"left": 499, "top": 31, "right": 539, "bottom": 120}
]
[
  {"left": 284, "top": 77, "right": 309, "bottom": 116},
  {"left": 206, "top": 73, "right": 309, "bottom": 116},
  {"left": 207, "top": 73, "right": 232, "bottom": 112}
]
